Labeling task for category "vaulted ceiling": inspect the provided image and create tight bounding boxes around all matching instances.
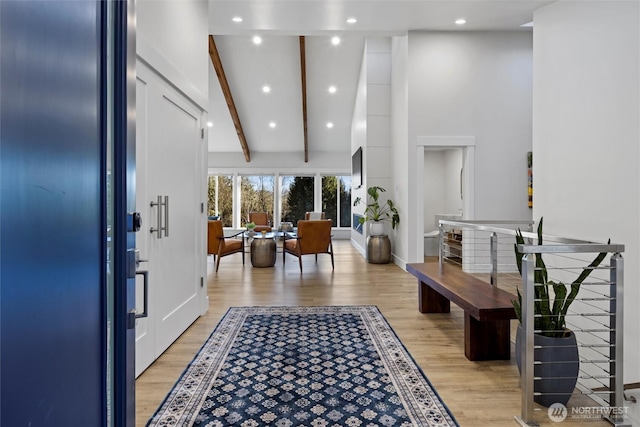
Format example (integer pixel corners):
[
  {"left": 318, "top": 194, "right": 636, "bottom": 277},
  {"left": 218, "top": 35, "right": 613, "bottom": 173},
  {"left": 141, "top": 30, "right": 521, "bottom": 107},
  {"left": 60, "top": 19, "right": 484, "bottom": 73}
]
[{"left": 207, "top": 0, "right": 548, "bottom": 161}]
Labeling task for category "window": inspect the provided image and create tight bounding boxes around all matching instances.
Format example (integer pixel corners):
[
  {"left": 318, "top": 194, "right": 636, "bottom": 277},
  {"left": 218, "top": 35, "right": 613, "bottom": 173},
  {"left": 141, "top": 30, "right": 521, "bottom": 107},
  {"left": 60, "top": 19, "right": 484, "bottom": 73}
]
[
  {"left": 240, "top": 175, "right": 275, "bottom": 227},
  {"left": 322, "top": 176, "right": 338, "bottom": 226},
  {"left": 208, "top": 173, "right": 351, "bottom": 229},
  {"left": 322, "top": 175, "right": 351, "bottom": 228},
  {"left": 208, "top": 175, "right": 233, "bottom": 227},
  {"left": 339, "top": 176, "right": 352, "bottom": 228},
  {"left": 281, "top": 176, "right": 314, "bottom": 225}
]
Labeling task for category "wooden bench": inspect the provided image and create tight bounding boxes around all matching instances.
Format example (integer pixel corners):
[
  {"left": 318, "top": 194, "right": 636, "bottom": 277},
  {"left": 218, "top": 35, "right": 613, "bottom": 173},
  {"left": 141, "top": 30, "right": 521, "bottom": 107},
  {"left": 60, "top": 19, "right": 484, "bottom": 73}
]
[{"left": 406, "top": 262, "right": 517, "bottom": 361}]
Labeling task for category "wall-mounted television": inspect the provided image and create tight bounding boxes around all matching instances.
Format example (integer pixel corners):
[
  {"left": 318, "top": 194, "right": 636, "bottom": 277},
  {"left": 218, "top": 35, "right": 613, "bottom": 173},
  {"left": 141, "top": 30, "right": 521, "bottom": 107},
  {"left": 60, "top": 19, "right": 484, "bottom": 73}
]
[{"left": 352, "top": 147, "right": 362, "bottom": 189}]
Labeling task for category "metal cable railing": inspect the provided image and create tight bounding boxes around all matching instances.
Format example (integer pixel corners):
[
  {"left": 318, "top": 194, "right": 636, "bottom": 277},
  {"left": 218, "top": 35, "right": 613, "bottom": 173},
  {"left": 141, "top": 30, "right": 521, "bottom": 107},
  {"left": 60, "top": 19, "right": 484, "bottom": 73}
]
[{"left": 436, "top": 220, "right": 629, "bottom": 426}]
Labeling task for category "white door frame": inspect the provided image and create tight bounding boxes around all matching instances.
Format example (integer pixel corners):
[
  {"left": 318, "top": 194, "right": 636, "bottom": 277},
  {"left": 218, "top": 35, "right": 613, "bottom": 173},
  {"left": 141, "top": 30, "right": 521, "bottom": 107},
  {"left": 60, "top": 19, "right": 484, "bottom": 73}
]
[{"left": 415, "top": 136, "right": 476, "bottom": 262}]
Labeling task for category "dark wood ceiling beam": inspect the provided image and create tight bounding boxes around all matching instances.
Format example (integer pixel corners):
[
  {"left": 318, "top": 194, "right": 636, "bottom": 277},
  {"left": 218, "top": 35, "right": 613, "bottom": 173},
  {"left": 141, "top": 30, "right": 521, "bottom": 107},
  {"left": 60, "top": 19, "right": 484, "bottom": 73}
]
[
  {"left": 208, "top": 35, "right": 251, "bottom": 162},
  {"left": 299, "top": 36, "right": 309, "bottom": 163}
]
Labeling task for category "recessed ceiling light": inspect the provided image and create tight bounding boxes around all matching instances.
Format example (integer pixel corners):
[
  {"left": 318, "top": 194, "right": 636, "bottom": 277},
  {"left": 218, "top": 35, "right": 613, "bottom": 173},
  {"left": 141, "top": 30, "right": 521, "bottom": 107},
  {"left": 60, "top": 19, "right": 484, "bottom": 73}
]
[
  {"left": 206, "top": 121, "right": 213, "bottom": 127},
  {"left": 232, "top": 16, "right": 243, "bottom": 23},
  {"left": 331, "top": 36, "right": 340, "bottom": 45},
  {"left": 455, "top": 18, "right": 466, "bottom": 25},
  {"left": 326, "top": 122, "right": 334, "bottom": 129},
  {"left": 269, "top": 122, "right": 276, "bottom": 129},
  {"left": 346, "top": 17, "right": 357, "bottom": 24},
  {"left": 262, "top": 85, "right": 271, "bottom": 93},
  {"left": 252, "top": 36, "right": 262, "bottom": 45},
  {"left": 328, "top": 86, "right": 337, "bottom": 94}
]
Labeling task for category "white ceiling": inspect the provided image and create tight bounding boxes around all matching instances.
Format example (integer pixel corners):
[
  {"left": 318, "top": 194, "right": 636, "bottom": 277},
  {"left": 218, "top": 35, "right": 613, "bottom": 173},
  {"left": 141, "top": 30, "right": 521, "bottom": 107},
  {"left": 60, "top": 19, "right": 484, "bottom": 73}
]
[{"left": 207, "top": 0, "right": 548, "bottom": 158}]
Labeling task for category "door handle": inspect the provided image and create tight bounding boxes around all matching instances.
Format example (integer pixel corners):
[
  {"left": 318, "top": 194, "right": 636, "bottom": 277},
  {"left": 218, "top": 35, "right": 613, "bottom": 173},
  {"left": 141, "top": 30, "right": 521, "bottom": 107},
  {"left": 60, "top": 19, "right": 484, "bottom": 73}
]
[
  {"left": 150, "top": 195, "right": 169, "bottom": 238},
  {"left": 150, "top": 195, "right": 163, "bottom": 238},
  {"left": 135, "top": 270, "right": 149, "bottom": 319},
  {"left": 163, "top": 195, "right": 169, "bottom": 237}
]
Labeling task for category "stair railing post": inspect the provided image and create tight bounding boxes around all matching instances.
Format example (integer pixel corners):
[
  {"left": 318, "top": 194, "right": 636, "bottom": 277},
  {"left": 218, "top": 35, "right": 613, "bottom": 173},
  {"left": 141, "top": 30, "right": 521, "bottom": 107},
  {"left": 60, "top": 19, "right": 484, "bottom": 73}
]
[
  {"left": 490, "top": 232, "right": 498, "bottom": 286},
  {"left": 609, "top": 253, "right": 625, "bottom": 423},
  {"left": 438, "top": 223, "right": 444, "bottom": 269},
  {"left": 516, "top": 252, "right": 536, "bottom": 425}
]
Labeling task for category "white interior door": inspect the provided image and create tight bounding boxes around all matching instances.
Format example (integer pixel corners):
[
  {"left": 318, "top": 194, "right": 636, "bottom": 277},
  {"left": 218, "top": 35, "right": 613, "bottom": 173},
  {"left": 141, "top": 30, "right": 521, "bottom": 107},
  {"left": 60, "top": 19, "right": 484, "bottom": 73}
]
[{"left": 135, "top": 61, "right": 205, "bottom": 376}]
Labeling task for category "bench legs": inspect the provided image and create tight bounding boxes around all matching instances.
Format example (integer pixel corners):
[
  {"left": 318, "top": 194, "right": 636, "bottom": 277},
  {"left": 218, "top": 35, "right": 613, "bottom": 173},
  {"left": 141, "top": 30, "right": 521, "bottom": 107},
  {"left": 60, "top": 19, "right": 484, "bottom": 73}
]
[
  {"left": 418, "top": 281, "right": 450, "bottom": 313},
  {"left": 465, "top": 313, "right": 511, "bottom": 361},
  {"left": 419, "top": 280, "right": 511, "bottom": 361}
]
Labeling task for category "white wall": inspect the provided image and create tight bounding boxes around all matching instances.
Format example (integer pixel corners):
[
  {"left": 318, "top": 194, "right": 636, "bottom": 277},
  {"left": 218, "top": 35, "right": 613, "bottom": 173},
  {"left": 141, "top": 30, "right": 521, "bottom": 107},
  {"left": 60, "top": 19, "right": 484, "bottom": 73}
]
[
  {"left": 137, "top": 0, "right": 209, "bottom": 97},
  {"left": 533, "top": 0, "right": 640, "bottom": 384},
  {"left": 403, "top": 31, "right": 533, "bottom": 263},
  {"left": 350, "top": 45, "right": 368, "bottom": 252},
  {"left": 351, "top": 37, "right": 395, "bottom": 257},
  {"left": 365, "top": 37, "right": 393, "bottom": 237},
  {"left": 391, "top": 35, "right": 409, "bottom": 265},
  {"left": 208, "top": 151, "right": 349, "bottom": 173}
]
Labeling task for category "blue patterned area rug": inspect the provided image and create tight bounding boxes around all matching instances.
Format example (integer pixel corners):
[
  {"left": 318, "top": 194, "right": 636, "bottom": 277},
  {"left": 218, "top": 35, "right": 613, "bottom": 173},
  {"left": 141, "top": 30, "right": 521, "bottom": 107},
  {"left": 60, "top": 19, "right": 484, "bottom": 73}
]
[{"left": 147, "top": 306, "right": 458, "bottom": 427}]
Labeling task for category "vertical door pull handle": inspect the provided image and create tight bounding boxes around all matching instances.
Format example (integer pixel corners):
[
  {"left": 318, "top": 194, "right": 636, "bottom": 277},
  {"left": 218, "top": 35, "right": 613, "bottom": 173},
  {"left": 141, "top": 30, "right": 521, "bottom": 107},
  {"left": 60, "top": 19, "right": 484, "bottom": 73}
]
[
  {"left": 150, "top": 195, "right": 163, "bottom": 238},
  {"left": 163, "top": 195, "right": 169, "bottom": 237},
  {"left": 135, "top": 270, "right": 149, "bottom": 319}
]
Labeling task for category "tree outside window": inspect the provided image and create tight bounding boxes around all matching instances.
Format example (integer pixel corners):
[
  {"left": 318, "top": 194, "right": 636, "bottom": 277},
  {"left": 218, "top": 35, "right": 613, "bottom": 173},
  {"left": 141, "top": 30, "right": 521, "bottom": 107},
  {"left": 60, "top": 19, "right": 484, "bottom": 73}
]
[
  {"left": 281, "top": 176, "right": 314, "bottom": 225},
  {"left": 209, "top": 174, "right": 351, "bottom": 229},
  {"left": 339, "top": 176, "right": 352, "bottom": 228},
  {"left": 322, "top": 175, "right": 351, "bottom": 228},
  {"left": 208, "top": 175, "right": 233, "bottom": 227},
  {"left": 240, "top": 175, "right": 274, "bottom": 227},
  {"left": 322, "top": 176, "right": 338, "bottom": 226}
]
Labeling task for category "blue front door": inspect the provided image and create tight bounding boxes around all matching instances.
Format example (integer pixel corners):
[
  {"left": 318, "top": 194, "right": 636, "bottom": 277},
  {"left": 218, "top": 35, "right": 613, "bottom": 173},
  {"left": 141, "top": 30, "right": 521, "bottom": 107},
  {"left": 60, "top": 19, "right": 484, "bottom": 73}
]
[{"left": 0, "top": 1, "right": 135, "bottom": 425}]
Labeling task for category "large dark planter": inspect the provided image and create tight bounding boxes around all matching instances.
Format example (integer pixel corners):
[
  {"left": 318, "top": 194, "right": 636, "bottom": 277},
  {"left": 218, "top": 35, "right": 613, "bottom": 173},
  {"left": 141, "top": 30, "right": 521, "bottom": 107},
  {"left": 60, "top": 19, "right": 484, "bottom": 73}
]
[{"left": 516, "top": 325, "right": 579, "bottom": 407}]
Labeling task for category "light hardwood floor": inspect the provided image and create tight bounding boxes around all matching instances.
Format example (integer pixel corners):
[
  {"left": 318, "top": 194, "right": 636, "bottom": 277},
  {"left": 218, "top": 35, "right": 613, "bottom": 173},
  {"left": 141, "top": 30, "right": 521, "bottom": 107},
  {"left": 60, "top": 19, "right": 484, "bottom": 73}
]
[{"left": 135, "top": 240, "right": 610, "bottom": 426}]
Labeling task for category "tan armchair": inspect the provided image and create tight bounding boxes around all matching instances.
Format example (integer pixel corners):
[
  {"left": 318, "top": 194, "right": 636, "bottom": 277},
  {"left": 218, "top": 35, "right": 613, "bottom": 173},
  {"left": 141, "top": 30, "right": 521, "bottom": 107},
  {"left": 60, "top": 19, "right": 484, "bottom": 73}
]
[
  {"left": 207, "top": 220, "right": 244, "bottom": 272},
  {"left": 304, "top": 212, "right": 326, "bottom": 220},
  {"left": 248, "top": 212, "right": 272, "bottom": 232},
  {"left": 283, "top": 220, "right": 334, "bottom": 272}
]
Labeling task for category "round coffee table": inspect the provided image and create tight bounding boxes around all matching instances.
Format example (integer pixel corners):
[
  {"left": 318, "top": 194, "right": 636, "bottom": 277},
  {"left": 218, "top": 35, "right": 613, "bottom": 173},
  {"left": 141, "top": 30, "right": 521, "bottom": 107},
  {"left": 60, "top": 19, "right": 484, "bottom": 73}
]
[{"left": 250, "top": 234, "right": 277, "bottom": 267}]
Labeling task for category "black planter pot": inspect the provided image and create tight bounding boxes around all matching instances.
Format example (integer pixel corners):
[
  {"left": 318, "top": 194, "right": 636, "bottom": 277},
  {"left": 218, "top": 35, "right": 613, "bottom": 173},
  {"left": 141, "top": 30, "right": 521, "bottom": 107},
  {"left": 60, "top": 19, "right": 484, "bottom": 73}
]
[{"left": 516, "top": 325, "right": 579, "bottom": 407}]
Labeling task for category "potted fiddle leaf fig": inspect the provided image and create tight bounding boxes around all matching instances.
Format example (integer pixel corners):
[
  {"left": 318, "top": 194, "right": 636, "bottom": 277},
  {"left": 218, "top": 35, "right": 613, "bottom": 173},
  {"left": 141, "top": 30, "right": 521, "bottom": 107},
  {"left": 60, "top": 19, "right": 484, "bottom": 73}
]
[
  {"left": 513, "top": 217, "right": 608, "bottom": 407},
  {"left": 353, "top": 186, "right": 400, "bottom": 236}
]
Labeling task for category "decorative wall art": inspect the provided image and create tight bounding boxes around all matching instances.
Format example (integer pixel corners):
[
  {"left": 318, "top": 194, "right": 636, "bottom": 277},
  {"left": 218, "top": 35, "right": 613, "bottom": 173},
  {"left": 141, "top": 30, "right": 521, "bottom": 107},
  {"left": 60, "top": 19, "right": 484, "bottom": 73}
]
[
  {"left": 353, "top": 213, "right": 363, "bottom": 234},
  {"left": 528, "top": 151, "right": 533, "bottom": 208}
]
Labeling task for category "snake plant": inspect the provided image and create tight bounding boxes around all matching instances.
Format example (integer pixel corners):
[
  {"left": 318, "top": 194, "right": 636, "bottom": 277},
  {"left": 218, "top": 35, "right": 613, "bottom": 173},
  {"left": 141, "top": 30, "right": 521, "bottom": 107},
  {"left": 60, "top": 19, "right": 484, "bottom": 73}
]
[{"left": 513, "top": 218, "right": 608, "bottom": 338}]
